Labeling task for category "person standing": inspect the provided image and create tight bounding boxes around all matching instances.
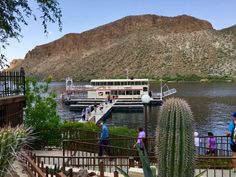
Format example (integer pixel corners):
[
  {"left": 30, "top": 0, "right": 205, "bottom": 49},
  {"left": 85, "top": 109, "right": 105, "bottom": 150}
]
[
  {"left": 206, "top": 132, "right": 216, "bottom": 155},
  {"left": 133, "top": 127, "right": 146, "bottom": 167},
  {"left": 226, "top": 112, "right": 236, "bottom": 173},
  {"left": 133, "top": 127, "right": 146, "bottom": 151},
  {"left": 94, "top": 103, "right": 97, "bottom": 113},
  {"left": 194, "top": 132, "right": 200, "bottom": 154},
  {"left": 81, "top": 108, "right": 85, "bottom": 121},
  {"left": 99, "top": 121, "right": 110, "bottom": 156}
]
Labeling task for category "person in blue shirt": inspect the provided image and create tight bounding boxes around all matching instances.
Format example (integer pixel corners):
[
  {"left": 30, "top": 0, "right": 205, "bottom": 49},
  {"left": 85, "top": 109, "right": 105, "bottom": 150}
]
[
  {"left": 226, "top": 112, "right": 236, "bottom": 173},
  {"left": 99, "top": 121, "right": 111, "bottom": 156}
]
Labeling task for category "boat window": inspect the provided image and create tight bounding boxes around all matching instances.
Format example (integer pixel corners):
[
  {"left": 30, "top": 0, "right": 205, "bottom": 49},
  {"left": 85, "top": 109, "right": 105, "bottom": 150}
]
[
  {"left": 118, "top": 90, "right": 125, "bottom": 95},
  {"left": 143, "top": 87, "right": 148, "bottom": 91},
  {"left": 135, "top": 82, "right": 141, "bottom": 85},
  {"left": 108, "top": 82, "right": 113, "bottom": 85},
  {"left": 133, "top": 90, "right": 140, "bottom": 95},
  {"left": 114, "top": 82, "right": 120, "bottom": 85},
  {"left": 111, "top": 90, "right": 118, "bottom": 95},
  {"left": 121, "top": 82, "right": 126, "bottom": 85},
  {"left": 128, "top": 81, "right": 134, "bottom": 85},
  {"left": 126, "top": 90, "right": 132, "bottom": 95}
]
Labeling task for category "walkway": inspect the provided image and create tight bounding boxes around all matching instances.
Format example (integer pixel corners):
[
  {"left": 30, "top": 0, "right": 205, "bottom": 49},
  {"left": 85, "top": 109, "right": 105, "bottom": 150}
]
[
  {"left": 80, "top": 100, "right": 117, "bottom": 124},
  {"left": 33, "top": 150, "right": 236, "bottom": 177}
]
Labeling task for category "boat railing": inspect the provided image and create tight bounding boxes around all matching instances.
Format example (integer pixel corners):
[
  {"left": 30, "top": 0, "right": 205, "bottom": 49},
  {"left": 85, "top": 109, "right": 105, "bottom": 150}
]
[
  {"left": 66, "top": 85, "right": 93, "bottom": 91},
  {"left": 162, "top": 88, "right": 177, "bottom": 97}
]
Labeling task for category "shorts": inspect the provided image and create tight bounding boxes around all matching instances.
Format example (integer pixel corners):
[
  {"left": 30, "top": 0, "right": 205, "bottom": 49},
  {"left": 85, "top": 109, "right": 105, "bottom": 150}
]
[{"left": 230, "top": 144, "right": 236, "bottom": 152}]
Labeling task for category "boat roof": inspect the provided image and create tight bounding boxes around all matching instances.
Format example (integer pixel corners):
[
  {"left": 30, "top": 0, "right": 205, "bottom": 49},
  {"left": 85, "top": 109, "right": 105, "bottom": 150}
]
[{"left": 90, "top": 79, "right": 149, "bottom": 82}]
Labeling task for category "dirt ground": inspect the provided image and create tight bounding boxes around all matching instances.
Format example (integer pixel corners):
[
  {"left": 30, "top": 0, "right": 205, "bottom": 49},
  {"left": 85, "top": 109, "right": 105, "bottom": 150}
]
[{"left": 4, "top": 161, "right": 28, "bottom": 177}]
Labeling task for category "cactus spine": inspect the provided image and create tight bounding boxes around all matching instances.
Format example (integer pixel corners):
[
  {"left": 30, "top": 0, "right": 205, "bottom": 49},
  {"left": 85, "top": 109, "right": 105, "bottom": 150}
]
[
  {"left": 0, "top": 126, "right": 32, "bottom": 177},
  {"left": 156, "top": 98, "right": 195, "bottom": 177}
]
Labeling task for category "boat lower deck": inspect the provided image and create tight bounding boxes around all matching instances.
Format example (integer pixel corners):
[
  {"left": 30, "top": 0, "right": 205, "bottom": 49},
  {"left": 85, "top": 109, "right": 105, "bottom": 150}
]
[{"left": 68, "top": 98, "right": 162, "bottom": 112}]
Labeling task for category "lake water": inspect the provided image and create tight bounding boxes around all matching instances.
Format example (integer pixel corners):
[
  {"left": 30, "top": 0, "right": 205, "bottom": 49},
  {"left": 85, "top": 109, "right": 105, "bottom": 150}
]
[{"left": 50, "top": 82, "right": 236, "bottom": 137}]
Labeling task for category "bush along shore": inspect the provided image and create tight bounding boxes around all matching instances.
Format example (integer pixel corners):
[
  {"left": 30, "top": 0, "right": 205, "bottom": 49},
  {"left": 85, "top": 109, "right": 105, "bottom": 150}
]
[
  {"left": 33, "top": 121, "right": 138, "bottom": 149},
  {"left": 148, "top": 74, "right": 236, "bottom": 83}
]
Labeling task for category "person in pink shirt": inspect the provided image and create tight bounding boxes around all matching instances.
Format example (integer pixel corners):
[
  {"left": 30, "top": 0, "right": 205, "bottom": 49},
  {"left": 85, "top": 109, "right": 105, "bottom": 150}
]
[
  {"left": 133, "top": 127, "right": 146, "bottom": 150},
  {"left": 206, "top": 132, "right": 216, "bottom": 155},
  {"left": 133, "top": 127, "right": 146, "bottom": 166}
]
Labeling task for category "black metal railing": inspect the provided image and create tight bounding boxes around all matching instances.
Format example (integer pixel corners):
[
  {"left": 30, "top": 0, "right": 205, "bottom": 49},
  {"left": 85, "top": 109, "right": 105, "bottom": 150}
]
[
  {"left": 0, "top": 67, "right": 25, "bottom": 97},
  {"left": 197, "top": 136, "right": 231, "bottom": 156}
]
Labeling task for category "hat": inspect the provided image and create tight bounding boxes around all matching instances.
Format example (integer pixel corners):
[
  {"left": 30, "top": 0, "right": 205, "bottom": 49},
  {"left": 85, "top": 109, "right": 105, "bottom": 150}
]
[
  {"left": 194, "top": 132, "right": 198, "bottom": 137},
  {"left": 232, "top": 112, "right": 236, "bottom": 117}
]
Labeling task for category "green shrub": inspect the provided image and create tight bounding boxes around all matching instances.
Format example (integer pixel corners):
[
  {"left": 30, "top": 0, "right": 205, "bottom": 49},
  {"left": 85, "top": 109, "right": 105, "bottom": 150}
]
[
  {"left": 35, "top": 122, "right": 137, "bottom": 149},
  {"left": 110, "top": 126, "right": 137, "bottom": 137},
  {"left": 0, "top": 126, "right": 33, "bottom": 176},
  {"left": 24, "top": 78, "right": 60, "bottom": 130}
]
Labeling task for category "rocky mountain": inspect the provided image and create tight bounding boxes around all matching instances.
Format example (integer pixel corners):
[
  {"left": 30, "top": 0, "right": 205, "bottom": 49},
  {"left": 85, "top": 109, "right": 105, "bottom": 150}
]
[
  {"left": 11, "top": 14, "right": 236, "bottom": 80},
  {"left": 8, "top": 59, "right": 23, "bottom": 70}
]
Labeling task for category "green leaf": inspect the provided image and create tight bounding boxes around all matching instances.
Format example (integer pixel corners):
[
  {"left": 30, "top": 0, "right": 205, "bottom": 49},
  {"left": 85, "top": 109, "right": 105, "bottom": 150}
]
[
  {"left": 195, "top": 170, "right": 206, "bottom": 177},
  {"left": 115, "top": 166, "right": 130, "bottom": 177},
  {"left": 137, "top": 147, "right": 154, "bottom": 177}
]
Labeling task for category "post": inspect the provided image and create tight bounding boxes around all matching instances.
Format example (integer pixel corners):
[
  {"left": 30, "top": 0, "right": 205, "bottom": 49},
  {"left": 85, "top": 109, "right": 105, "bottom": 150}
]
[
  {"left": 144, "top": 103, "right": 148, "bottom": 150},
  {"left": 141, "top": 94, "right": 150, "bottom": 152},
  {"left": 46, "top": 166, "right": 49, "bottom": 177},
  {"left": 62, "top": 141, "right": 65, "bottom": 171},
  {"left": 99, "top": 161, "right": 104, "bottom": 177},
  {"left": 129, "top": 158, "right": 134, "bottom": 168},
  {"left": 114, "top": 171, "right": 118, "bottom": 177},
  {"left": 20, "top": 67, "right": 25, "bottom": 96},
  {"left": 160, "top": 79, "right": 163, "bottom": 101},
  {"left": 69, "top": 168, "right": 73, "bottom": 177}
]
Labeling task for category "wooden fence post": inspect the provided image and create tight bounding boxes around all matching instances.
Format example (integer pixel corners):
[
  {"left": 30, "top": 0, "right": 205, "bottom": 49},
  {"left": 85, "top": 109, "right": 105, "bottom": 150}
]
[
  {"left": 41, "top": 161, "right": 44, "bottom": 170},
  {"left": 45, "top": 166, "right": 49, "bottom": 177},
  {"left": 99, "top": 161, "right": 104, "bottom": 177},
  {"left": 114, "top": 170, "right": 118, "bottom": 177},
  {"left": 69, "top": 168, "right": 73, "bottom": 177},
  {"left": 129, "top": 158, "right": 134, "bottom": 167}
]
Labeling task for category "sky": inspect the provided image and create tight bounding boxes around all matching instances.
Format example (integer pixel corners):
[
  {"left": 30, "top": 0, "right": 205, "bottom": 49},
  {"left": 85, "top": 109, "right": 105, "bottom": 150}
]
[{"left": 2, "top": 0, "right": 236, "bottom": 62}]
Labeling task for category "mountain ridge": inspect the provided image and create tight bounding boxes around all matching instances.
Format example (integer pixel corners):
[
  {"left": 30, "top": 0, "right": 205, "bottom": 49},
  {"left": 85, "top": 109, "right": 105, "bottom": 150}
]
[{"left": 10, "top": 14, "right": 236, "bottom": 80}]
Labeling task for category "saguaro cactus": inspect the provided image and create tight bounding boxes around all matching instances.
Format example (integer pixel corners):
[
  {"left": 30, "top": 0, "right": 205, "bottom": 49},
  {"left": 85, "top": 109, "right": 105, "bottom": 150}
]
[
  {"left": 156, "top": 98, "right": 195, "bottom": 177},
  {"left": 0, "top": 126, "right": 32, "bottom": 177}
]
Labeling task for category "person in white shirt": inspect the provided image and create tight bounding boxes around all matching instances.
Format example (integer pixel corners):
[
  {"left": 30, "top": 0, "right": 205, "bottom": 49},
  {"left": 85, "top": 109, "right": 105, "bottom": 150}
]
[{"left": 194, "top": 132, "right": 200, "bottom": 154}]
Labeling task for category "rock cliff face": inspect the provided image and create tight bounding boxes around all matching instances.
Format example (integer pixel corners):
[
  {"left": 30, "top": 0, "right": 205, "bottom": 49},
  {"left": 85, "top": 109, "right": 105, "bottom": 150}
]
[
  {"left": 11, "top": 14, "right": 236, "bottom": 80},
  {"left": 8, "top": 59, "right": 23, "bottom": 70}
]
